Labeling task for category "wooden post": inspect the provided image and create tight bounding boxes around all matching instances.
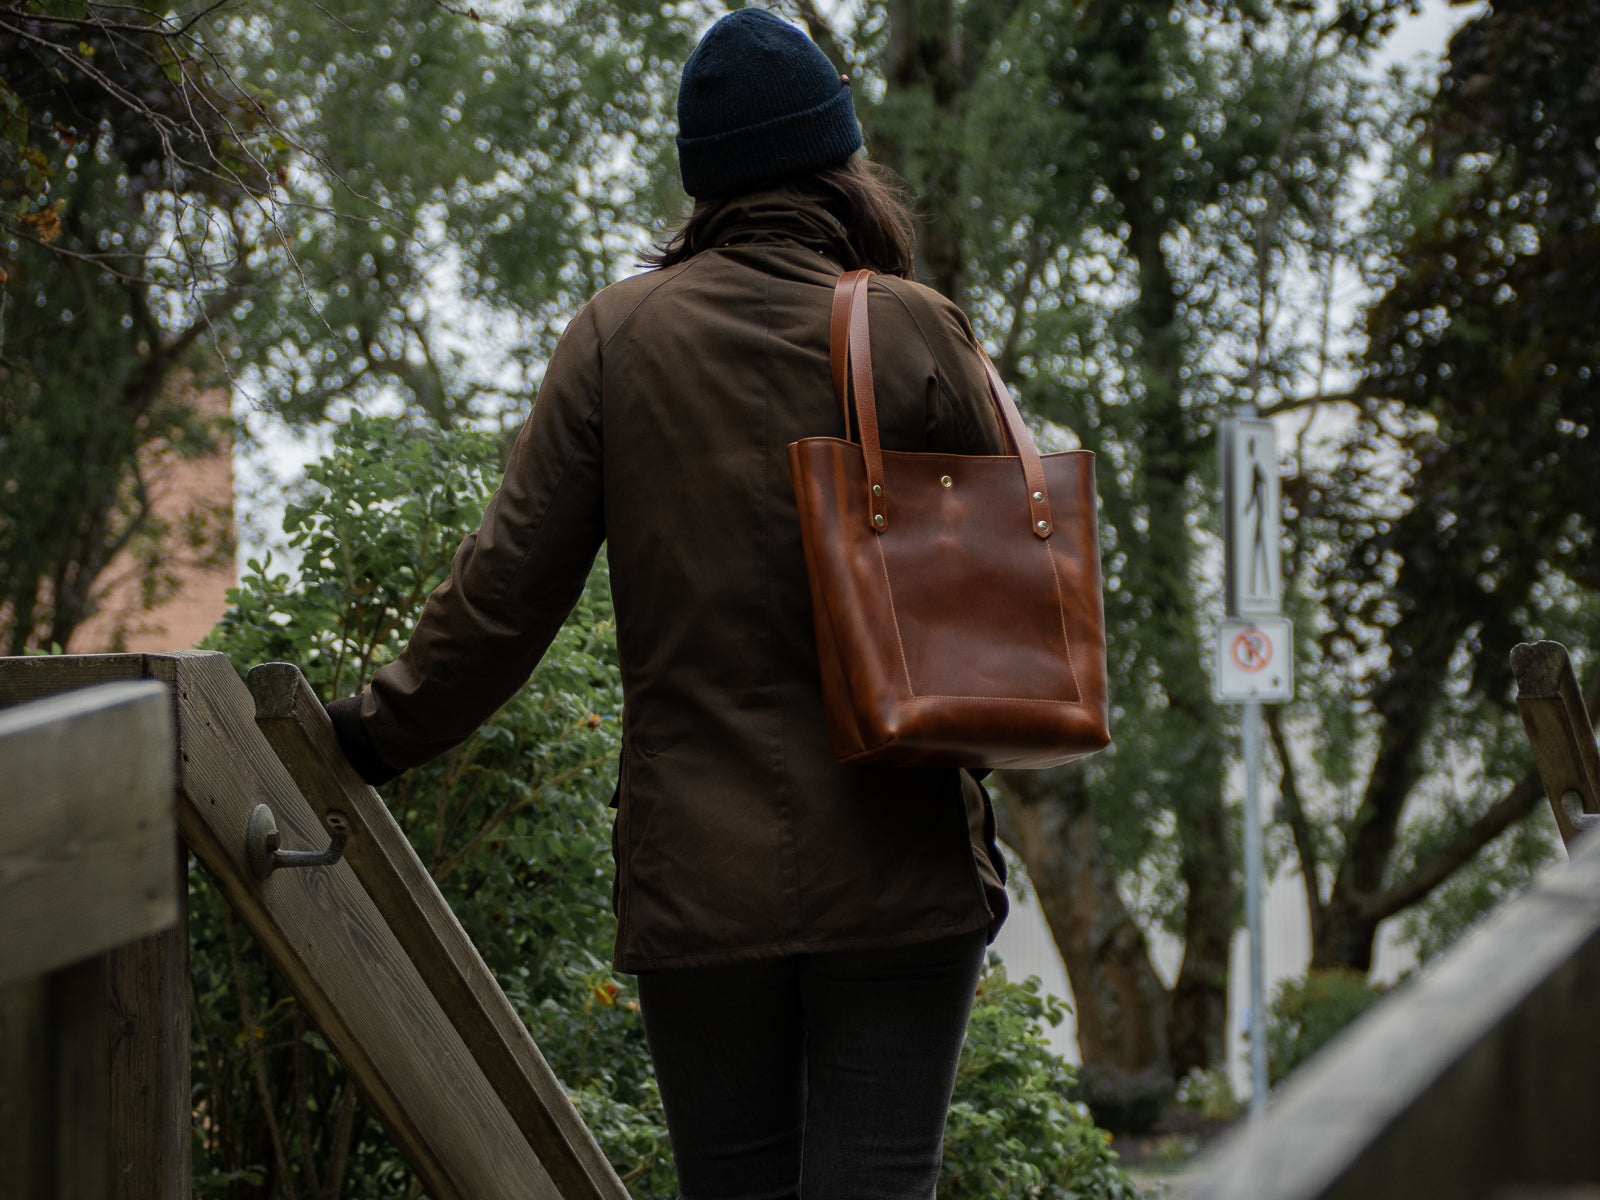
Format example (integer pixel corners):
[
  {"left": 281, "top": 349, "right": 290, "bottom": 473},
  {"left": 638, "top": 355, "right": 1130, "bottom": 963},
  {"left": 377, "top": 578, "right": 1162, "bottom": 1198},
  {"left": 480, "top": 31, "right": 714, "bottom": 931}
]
[
  {"left": 0, "top": 678, "right": 186, "bottom": 1200},
  {"left": 0, "top": 651, "right": 632, "bottom": 1200},
  {"left": 1511, "top": 640, "right": 1600, "bottom": 849}
]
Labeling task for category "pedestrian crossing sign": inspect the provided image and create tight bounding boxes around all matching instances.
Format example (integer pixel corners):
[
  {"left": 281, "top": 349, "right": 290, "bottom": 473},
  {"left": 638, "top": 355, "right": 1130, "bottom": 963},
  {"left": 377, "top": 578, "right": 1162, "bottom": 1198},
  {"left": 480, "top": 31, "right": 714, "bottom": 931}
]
[{"left": 1220, "top": 417, "right": 1283, "bottom": 617}]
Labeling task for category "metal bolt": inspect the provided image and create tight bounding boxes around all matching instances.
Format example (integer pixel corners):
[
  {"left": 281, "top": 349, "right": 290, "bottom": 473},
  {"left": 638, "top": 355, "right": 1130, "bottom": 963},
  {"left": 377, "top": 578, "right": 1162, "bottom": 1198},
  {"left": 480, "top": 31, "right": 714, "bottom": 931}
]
[
  {"left": 872, "top": 483, "right": 883, "bottom": 496},
  {"left": 940, "top": 475, "right": 953, "bottom": 488},
  {"left": 1032, "top": 490, "right": 1044, "bottom": 503},
  {"left": 1037, "top": 519, "right": 1049, "bottom": 532},
  {"left": 874, "top": 513, "right": 886, "bottom": 527}
]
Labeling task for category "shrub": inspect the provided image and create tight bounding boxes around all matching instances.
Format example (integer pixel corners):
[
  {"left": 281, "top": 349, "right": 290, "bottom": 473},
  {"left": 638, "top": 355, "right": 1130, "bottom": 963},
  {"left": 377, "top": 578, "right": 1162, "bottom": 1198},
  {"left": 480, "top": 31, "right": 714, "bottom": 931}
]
[
  {"left": 196, "top": 413, "right": 669, "bottom": 1196},
  {"left": 1264, "top": 968, "right": 1389, "bottom": 1085},
  {"left": 196, "top": 414, "right": 1129, "bottom": 1198},
  {"left": 1173, "top": 1067, "right": 1240, "bottom": 1122},
  {"left": 942, "top": 963, "right": 1136, "bottom": 1200}
]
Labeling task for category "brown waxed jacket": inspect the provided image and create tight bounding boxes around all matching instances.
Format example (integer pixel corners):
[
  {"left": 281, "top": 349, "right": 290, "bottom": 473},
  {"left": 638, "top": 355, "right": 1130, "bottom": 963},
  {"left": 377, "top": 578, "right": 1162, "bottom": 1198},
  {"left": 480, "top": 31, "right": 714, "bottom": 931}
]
[{"left": 350, "top": 191, "right": 1011, "bottom": 972}]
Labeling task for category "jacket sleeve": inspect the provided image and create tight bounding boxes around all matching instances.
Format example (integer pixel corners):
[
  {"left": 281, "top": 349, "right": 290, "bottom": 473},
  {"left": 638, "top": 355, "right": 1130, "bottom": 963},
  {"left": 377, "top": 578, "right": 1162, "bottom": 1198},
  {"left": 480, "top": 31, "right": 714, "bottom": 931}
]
[{"left": 338, "top": 304, "right": 608, "bottom": 776}]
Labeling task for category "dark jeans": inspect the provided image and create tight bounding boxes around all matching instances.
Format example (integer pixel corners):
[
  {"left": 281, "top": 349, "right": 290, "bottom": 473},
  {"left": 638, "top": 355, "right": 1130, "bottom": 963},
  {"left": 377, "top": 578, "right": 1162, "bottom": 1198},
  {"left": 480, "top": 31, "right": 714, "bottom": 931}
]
[{"left": 634, "top": 928, "right": 989, "bottom": 1200}]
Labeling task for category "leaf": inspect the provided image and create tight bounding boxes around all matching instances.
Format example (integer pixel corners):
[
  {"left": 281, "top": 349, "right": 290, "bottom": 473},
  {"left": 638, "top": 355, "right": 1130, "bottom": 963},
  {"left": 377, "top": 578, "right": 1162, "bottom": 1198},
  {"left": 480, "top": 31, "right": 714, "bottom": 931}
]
[{"left": 19, "top": 199, "right": 64, "bottom": 244}]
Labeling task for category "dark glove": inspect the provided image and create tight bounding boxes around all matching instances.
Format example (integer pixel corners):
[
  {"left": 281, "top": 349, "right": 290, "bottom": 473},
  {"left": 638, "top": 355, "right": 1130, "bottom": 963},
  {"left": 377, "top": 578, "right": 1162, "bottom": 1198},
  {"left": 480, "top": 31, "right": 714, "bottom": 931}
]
[{"left": 325, "top": 695, "right": 404, "bottom": 786}]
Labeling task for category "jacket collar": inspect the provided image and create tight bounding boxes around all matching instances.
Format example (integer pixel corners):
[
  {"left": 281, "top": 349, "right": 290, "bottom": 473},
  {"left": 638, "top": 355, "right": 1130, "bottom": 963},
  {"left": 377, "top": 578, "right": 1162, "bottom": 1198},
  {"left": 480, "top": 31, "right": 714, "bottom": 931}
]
[{"left": 697, "top": 191, "right": 862, "bottom": 271}]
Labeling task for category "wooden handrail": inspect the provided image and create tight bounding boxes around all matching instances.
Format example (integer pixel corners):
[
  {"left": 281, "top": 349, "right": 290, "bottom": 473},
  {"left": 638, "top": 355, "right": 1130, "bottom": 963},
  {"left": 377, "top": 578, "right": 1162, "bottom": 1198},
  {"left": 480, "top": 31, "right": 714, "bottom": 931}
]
[
  {"left": 246, "top": 661, "right": 629, "bottom": 1199},
  {"left": 0, "top": 678, "right": 185, "bottom": 1200},
  {"left": 0, "top": 651, "right": 629, "bottom": 1200},
  {"left": 1183, "top": 640, "right": 1600, "bottom": 1198},
  {"left": 1188, "top": 825, "right": 1600, "bottom": 1198}
]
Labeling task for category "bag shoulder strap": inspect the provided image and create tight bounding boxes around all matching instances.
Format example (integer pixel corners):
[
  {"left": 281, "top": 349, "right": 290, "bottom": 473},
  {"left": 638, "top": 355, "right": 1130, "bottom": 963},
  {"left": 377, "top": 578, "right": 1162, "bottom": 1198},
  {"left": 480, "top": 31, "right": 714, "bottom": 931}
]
[{"left": 828, "top": 270, "right": 1057, "bottom": 540}]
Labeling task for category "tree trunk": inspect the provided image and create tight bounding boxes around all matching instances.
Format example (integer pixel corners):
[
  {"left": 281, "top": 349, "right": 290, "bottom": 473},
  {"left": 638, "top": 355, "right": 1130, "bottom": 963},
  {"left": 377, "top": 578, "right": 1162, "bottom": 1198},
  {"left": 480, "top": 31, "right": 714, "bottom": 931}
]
[
  {"left": 1097, "top": 0, "right": 1234, "bottom": 1075},
  {"left": 992, "top": 767, "right": 1170, "bottom": 1075}
]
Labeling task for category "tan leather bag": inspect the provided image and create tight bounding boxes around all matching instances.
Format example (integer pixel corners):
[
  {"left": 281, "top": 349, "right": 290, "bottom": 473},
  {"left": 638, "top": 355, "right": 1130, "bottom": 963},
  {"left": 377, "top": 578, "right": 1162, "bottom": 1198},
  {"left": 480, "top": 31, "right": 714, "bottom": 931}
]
[{"left": 787, "top": 269, "right": 1110, "bottom": 768}]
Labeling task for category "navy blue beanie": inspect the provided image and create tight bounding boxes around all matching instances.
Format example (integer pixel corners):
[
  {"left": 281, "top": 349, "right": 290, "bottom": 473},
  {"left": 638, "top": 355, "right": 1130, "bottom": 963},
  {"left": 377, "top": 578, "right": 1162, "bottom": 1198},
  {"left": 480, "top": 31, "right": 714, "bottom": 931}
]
[{"left": 676, "top": 8, "right": 863, "bottom": 199}]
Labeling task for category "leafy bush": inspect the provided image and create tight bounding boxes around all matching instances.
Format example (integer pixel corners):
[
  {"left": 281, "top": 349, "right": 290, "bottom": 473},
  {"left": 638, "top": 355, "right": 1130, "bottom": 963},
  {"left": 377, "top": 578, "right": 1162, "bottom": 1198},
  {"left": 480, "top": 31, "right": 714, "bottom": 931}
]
[
  {"left": 942, "top": 963, "right": 1136, "bottom": 1200},
  {"left": 195, "top": 412, "right": 671, "bottom": 1196},
  {"left": 194, "top": 413, "right": 1128, "bottom": 1198},
  {"left": 1264, "top": 969, "right": 1389, "bottom": 1085},
  {"left": 1173, "top": 1067, "right": 1240, "bottom": 1122}
]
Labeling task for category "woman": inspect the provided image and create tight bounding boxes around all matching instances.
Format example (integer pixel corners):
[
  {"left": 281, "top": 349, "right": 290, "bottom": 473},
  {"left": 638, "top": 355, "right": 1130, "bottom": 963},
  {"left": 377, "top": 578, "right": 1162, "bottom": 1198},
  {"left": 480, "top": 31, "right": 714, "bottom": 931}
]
[{"left": 327, "top": 9, "right": 1010, "bottom": 1198}]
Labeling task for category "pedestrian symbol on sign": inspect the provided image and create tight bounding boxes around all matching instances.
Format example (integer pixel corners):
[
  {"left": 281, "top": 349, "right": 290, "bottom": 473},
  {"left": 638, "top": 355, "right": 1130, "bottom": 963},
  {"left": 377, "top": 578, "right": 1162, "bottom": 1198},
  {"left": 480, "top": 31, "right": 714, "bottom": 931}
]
[{"left": 1221, "top": 417, "right": 1282, "bottom": 618}]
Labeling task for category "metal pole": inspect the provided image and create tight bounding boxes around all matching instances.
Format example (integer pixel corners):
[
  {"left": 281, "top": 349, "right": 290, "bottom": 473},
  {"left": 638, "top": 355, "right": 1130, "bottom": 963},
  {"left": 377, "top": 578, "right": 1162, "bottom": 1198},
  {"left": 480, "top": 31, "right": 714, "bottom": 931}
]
[{"left": 1243, "top": 699, "right": 1269, "bottom": 1121}]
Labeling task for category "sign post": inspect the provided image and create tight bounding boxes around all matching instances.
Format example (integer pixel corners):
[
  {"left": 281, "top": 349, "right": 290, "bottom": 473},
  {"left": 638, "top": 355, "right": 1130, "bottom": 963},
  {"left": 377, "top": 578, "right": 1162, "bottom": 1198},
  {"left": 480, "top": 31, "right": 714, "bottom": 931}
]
[{"left": 1217, "top": 418, "right": 1290, "bottom": 1122}]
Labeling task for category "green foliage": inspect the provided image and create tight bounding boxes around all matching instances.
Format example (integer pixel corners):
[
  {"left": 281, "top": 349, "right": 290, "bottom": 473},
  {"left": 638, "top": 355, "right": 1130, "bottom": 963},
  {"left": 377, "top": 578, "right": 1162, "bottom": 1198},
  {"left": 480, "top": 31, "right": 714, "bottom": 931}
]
[
  {"left": 1173, "top": 1067, "right": 1241, "bottom": 1123},
  {"left": 1264, "top": 969, "right": 1389, "bottom": 1085},
  {"left": 2, "top": 0, "right": 700, "bottom": 652},
  {"left": 195, "top": 414, "right": 1128, "bottom": 1197},
  {"left": 1398, "top": 811, "right": 1559, "bottom": 966},
  {"left": 195, "top": 412, "right": 668, "bottom": 1195},
  {"left": 942, "top": 963, "right": 1136, "bottom": 1200},
  {"left": 0, "top": 2, "right": 282, "bottom": 653}
]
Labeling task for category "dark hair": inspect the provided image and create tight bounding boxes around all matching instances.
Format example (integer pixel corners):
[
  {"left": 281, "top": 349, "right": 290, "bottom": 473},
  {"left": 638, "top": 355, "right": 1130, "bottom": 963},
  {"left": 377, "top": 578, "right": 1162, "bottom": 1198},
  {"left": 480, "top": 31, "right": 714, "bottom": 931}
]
[{"left": 642, "top": 154, "right": 917, "bottom": 278}]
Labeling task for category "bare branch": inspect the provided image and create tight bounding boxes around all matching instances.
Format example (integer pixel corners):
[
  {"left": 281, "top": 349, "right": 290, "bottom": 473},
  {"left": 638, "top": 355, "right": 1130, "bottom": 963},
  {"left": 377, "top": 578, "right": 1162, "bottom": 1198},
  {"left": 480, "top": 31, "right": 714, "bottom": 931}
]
[
  {"left": 1363, "top": 661, "right": 1600, "bottom": 921},
  {"left": 1258, "top": 388, "right": 1364, "bottom": 417},
  {"left": 790, "top": 0, "right": 848, "bottom": 70},
  {"left": 1265, "top": 705, "right": 1326, "bottom": 927}
]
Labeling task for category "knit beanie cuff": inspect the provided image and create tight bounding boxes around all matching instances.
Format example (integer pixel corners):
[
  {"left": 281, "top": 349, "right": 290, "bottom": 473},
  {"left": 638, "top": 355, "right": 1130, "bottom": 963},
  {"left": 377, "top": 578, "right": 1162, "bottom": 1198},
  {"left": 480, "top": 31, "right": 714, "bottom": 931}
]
[{"left": 677, "top": 86, "right": 861, "bottom": 198}]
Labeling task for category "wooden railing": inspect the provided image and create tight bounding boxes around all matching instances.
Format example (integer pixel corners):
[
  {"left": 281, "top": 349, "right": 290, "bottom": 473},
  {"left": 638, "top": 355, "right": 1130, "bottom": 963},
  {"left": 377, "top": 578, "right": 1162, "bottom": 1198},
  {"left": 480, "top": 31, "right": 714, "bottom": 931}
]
[
  {"left": 0, "top": 678, "right": 184, "bottom": 1199},
  {"left": 0, "top": 651, "right": 629, "bottom": 1200},
  {"left": 1184, "top": 641, "right": 1600, "bottom": 1200}
]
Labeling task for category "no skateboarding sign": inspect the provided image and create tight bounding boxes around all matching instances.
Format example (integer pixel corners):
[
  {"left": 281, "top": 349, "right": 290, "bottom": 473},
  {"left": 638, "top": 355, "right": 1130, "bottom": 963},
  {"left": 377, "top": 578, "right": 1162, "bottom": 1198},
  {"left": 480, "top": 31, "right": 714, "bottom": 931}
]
[{"left": 1214, "top": 617, "right": 1294, "bottom": 703}]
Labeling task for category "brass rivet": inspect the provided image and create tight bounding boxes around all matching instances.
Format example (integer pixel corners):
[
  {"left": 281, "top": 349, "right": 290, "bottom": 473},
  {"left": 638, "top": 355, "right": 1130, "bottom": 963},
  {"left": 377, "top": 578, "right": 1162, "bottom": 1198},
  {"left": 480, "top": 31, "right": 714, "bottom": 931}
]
[
  {"left": 1032, "top": 490, "right": 1044, "bottom": 503},
  {"left": 1037, "top": 519, "right": 1049, "bottom": 532},
  {"left": 874, "top": 513, "right": 886, "bottom": 527},
  {"left": 871, "top": 483, "right": 883, "bottom": 496},
  {"left": 940, "top": 475, "right": 953, "bottom": 488}
]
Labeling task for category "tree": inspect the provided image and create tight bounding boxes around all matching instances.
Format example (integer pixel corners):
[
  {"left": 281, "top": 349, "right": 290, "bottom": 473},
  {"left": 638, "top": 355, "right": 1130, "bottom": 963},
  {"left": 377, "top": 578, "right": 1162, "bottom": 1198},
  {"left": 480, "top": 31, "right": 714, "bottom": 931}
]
[
  {"left": 0, "top": 0, "right": 709, "bottom": 650},
  {"left": 1276, "top": 0, "right": 1600, "bottom": 972},
  {"left": 0, "top": 0, "right": 272, "bottom": 651},
  {"left": 196, "top": 413, "right": 1135, "bottom": 1198},
  {"left": 800, "top": 0, "right": 1420, "bottom": 1091},
  {"left": 15, "top": 0, "right": 1588, "bottom": 1112}
]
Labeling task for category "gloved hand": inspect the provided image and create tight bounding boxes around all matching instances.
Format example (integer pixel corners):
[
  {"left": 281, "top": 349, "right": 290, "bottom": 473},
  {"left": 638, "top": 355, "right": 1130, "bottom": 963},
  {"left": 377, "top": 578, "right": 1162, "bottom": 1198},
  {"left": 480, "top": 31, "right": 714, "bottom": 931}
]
[{"left": 325, "top": 695, "right": 404, "bottom": 786}]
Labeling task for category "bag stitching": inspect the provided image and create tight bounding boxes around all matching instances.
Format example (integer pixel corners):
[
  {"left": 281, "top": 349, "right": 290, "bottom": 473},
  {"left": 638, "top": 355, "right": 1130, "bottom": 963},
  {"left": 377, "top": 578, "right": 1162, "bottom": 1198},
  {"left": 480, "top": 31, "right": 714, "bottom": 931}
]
[
  {"left": 874, "top": 530, "right": 919, "bottom": 695},
  {"left": 875, "top": 514, "right": 1089, "bottom": 708},
  {"left": 1046, "top": 535, "right": 1085, "bottom": 705}
]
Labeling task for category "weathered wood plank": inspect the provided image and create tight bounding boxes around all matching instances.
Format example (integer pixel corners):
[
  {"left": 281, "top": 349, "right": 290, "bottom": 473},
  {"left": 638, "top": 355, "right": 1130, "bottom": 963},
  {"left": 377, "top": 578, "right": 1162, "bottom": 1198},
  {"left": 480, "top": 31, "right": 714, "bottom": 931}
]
[
  {"left": 0, "top": 681, "right": 177, "bottom": 988},
  {"left": 1513, "top": 641, "right": 1600, "bottom": 848},
  {"left": 152, "top": 651, "right": 570, "bottom": 1200},
  {"left": 0, "top": 979, "right": 52, "bottom": 1200},
  {"left": 0, "top": 653, "right": 150, "bottom": 709},
  {"left": 246, "top": 661, "right": 630, "bottom": 1200},
  {"left": 1186, "top": 825, "right": 1600, "bottom": 1199},
  {"left": 0, "top": 667, "right": 191, "bottom": 1200},
  {"left": 55, "top": 955, "right": 112, "bottom": 1200},
  {"left": 105, "top": 857, "right": 190, "bottom": 1200}
]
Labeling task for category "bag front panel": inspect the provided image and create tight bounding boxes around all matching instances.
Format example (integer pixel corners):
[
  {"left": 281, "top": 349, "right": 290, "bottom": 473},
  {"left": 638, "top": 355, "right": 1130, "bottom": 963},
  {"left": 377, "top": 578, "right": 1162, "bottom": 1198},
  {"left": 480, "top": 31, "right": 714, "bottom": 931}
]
[{"left": 789, "top": 438, "right": 1110, "bottom": 767}]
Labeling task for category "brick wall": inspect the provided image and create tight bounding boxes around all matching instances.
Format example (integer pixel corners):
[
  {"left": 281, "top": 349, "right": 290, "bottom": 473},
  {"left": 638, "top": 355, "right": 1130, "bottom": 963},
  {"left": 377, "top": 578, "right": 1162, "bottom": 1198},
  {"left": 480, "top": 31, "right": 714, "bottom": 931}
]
[{"left": 68, "top": 387, "right": 236, "bottom": 654}]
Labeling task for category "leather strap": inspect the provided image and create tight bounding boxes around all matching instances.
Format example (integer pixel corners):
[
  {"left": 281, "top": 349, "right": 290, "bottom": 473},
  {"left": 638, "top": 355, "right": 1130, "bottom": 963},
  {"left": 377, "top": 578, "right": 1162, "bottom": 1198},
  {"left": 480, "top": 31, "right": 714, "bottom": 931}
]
[
  {"left": 976, "top": 348, "right": 1055, "bottom": 538},
  {"left": 828, "top": 271, "right": 865, "bottom": 433},
  {"left": 830, "top": 270, "right": 1054, "bottom": 539}
]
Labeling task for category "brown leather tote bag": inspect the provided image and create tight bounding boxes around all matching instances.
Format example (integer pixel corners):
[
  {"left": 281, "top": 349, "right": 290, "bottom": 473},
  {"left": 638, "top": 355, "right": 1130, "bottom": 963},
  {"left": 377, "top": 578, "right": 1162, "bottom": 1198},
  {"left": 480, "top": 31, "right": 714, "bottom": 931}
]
[{"left": 787, "top": 269, "right": 1110, "bottom": 768}]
